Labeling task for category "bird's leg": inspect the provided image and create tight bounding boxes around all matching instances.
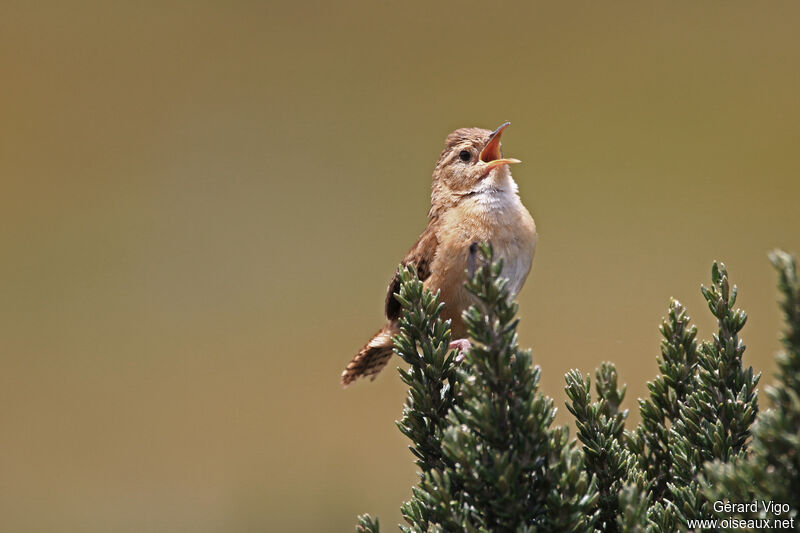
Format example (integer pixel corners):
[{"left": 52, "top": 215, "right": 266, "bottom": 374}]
[{"left": 448, "top": 338, "right": 472, "bottom": 363}]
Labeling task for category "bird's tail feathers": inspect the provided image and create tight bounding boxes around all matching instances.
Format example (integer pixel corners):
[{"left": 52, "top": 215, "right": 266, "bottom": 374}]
[{"left": 341, "top": 325, "right": 396, "bottom": 387}]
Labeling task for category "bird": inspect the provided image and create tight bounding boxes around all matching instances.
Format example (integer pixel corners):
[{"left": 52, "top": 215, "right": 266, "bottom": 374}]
[{"left": 341, "top": 122, "right": 537, "bottom": 387}]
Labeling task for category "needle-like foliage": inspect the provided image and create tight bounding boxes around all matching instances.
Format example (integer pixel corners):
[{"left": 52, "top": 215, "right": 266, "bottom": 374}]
[
  {"left": 424, "top": 244, "right": 596, "bottom": 532},
  {"left": 630, "top": 299, "right": 698, "bottom": 501},
  {"left": 357, "top": 245, "right": 596, "bottom": 532},
  {"left": 355, "top": 250, "right": 799, "bottom": 533},
  {"left": 392, "top": 264, "right": 461, "bottom": 477},
  {"left": 565, "top": 363, "right": 640, "bottom": 532},
  {"left": 664, "top": 262, "right": 760, "bottom": 529},
  {"left": 702, "top": 251, "right": 800, "bottom": 529}
]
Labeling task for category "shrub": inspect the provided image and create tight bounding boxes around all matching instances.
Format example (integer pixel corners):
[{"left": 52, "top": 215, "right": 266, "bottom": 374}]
[{"left": 356, "top": 248, "right": 799, "bottom": 532}]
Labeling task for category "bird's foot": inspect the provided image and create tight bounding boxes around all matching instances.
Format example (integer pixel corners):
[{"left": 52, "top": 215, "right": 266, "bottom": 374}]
[{"left": 449, "top": 338, "right": 472, "bottom": 363}]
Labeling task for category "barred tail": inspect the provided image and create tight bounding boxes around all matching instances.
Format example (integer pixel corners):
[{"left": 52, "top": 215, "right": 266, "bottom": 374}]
[{"left": 341, "top": 325, "right": 397, "bottom": 387}]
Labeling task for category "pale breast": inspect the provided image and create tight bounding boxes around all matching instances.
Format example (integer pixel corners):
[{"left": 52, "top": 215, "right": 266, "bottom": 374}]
[
  {"left": 496, "top": 237, "right": 536, "bottom": 297},
  {"left": 433, "top": 188, "right": 537, "bottom": 310},
  {"left": 492, "top": 203, "right": 537, "bottom": 298}
]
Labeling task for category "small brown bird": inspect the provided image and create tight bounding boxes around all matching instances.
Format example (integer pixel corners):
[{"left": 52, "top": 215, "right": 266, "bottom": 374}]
[{"left": 341, "top": 122, "right": 537, "bottom": 386}]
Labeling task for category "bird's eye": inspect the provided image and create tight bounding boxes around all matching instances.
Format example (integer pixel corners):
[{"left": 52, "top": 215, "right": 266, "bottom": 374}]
[{"left": 458, "top": 150, "right": 471, "bottom": 162}]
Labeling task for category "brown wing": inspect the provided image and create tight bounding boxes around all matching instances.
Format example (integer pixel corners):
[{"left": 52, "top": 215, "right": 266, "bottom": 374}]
[{"left": 385, "top": 226, "right": 439, "bottom": 321}]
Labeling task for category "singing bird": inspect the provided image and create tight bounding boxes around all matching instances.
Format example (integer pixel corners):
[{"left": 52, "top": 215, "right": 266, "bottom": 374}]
[{"left": 341, "top": 122, "right": 537, "bottom": 386}]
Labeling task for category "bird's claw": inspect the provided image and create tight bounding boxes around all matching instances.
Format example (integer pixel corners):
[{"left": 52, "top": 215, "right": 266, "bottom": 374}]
[{"left": 449, "top": 338, "right": 472, "bottom": 363}]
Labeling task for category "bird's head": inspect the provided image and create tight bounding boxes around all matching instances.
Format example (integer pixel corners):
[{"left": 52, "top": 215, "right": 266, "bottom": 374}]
[{"left": 430, "top": 122, "right": 521, "bottom": 213}]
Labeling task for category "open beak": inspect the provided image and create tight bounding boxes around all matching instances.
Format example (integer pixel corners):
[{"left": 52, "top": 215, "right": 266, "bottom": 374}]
[{"left": 479, "top": 121, "right": 521, "bottom": 170}]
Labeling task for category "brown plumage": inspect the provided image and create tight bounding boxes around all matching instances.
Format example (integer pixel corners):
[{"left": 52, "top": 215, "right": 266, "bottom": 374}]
[{"left": 341, "top": 123, "right": 537, "bottom": 387}]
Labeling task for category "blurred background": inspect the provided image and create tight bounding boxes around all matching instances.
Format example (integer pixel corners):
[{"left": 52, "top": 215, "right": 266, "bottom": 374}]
[{"left": 2, "top": 1, "right": 799, "bottom": 531}]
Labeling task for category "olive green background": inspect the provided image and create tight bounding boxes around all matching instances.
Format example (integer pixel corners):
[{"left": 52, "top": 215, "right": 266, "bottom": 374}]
[{"left": 2, "top": 2, "right": 799, "bottom": 532}]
